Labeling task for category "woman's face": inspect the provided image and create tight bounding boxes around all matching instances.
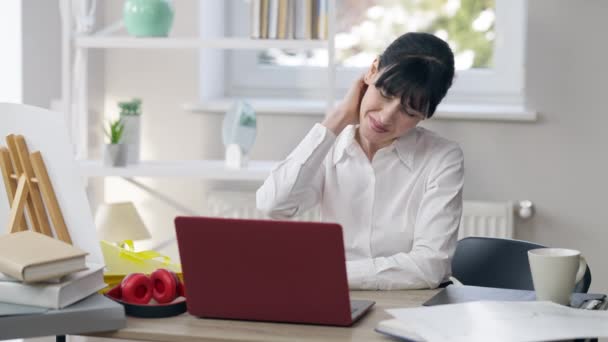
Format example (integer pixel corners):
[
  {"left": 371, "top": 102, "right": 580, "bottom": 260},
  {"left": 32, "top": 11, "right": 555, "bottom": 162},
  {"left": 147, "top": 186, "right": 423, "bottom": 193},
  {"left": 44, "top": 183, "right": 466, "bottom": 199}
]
[{"left": 358, "top": 61, "right": 426, "bottom": 149}]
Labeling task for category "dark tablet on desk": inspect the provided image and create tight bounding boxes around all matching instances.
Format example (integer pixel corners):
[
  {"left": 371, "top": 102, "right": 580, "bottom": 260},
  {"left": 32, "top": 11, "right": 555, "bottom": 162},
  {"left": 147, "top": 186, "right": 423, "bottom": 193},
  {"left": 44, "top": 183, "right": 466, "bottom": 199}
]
[{"left": 424, "top": 285, "right": 607, "bottom": 309}]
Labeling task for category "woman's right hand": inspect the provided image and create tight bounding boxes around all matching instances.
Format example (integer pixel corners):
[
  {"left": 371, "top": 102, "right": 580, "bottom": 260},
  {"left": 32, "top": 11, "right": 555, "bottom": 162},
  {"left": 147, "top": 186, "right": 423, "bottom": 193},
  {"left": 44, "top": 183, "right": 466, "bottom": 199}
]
[{"left": 322, "top": 75, "right": 368, "bottom": 136}]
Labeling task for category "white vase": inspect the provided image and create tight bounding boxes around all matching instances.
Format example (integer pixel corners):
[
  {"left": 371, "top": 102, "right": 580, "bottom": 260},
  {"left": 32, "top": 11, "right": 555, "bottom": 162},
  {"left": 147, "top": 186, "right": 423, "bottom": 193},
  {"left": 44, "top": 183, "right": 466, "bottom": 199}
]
[
  {"left": 120, "top": 115, "right": 141, "bottom": 164},
  {"left": 104, "top": 144, "right": 128, "bottom": 166}
]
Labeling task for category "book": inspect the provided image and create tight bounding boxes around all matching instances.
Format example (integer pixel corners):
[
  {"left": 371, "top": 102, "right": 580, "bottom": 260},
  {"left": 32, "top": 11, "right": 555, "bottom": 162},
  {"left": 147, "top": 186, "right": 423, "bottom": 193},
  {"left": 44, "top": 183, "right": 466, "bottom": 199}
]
[
  {"left": 277, "top": 0, "right": 289, "bottom": 39},
  {"left": 0, "top": 231, "right": 88, "bottom": 283},
  {"left": 286, "top": 0, "right": 295, "bottom": 39},
  {"left": 0, "top": 263, "right": 105, "bottom": 309},
  {"left": 260, "top": 0, "right": 269, "bottom": 39},
  {"left": 310, "top": 0, "right": 319, "bottom": 39},
  {"left": 294, "top": 0, "right": 314, "bottom": 39},
  {"left": 0, "top": 294, "right": 126, "bottom": 340},
  {"left": 316, "top": 0, "right": 328, "bottom": 40},
  {"left": 0, "top": 271, "right": 62, "bottom": 283},
  {"left": 267, "top": 0, "right": 279, "bottom": 39},
  {"left": 0, "top": 302, "right": 48, "bottom": 317},
  {"left": 250, "top": 0, "right": 261, "bottom": 39}
]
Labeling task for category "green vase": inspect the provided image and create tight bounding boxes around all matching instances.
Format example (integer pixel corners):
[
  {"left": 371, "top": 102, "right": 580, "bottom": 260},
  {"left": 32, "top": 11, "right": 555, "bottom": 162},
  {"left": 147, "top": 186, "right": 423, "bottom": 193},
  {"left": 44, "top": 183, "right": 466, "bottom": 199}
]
[{"left": 123, "top": 0, "right": 174, "bottom": 37}]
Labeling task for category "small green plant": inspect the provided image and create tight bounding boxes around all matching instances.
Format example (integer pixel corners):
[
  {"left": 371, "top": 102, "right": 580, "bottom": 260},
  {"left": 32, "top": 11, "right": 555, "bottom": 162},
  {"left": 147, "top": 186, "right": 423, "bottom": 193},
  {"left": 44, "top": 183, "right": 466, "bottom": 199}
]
[
  {"left": 118, "top": 98, "right": 142, "bottom": 116},
  {"left": 104, "top": 118, "right": 125, "bottom": 144}
]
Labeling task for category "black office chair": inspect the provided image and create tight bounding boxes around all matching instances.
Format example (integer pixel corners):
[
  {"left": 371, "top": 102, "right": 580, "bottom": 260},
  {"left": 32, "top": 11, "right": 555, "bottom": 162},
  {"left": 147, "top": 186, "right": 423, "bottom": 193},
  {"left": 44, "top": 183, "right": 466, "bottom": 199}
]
[{"left": 451, "top": 237, "right": 592, "bottom": 293}]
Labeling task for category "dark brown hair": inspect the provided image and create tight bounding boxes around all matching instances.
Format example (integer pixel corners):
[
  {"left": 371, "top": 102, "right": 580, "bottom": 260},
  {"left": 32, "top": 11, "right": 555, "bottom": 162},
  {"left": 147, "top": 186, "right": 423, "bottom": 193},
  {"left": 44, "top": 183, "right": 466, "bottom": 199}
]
[{"left": 375, "top": 32, "right": 455, "bottom": 118}]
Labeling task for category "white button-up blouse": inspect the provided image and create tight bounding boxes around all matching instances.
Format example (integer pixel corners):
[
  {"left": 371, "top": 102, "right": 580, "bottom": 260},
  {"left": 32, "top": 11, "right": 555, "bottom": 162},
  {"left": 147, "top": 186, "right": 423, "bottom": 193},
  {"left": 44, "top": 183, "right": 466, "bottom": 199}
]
[{"left": 256, "top": 123, "right": 464, "bottom": 290}]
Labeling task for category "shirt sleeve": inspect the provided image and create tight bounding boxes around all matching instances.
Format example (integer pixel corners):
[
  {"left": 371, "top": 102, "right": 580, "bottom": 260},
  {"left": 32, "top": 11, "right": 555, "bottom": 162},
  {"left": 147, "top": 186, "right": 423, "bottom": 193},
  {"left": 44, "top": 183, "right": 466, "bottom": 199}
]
[
  {"left": 256, "top": 123, "right": 336, "bottom": 219},
  {"left": 346, "top": 146, "right": 464, "bottom": 290}
]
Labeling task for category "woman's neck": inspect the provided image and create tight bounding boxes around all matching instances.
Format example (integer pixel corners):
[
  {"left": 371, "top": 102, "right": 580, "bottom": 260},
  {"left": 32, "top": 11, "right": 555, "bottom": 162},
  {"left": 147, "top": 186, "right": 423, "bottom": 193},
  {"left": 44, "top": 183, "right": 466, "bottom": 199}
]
[{"left": 355, "top": 128, "right": 392, "bottom": 161}]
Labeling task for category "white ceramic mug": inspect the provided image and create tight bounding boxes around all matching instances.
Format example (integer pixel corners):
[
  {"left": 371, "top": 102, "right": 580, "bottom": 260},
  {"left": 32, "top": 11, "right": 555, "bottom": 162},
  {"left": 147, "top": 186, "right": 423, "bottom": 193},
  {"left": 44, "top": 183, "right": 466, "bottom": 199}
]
[{"left": 528, "top": 248, "right": 587, "bottom": 306}]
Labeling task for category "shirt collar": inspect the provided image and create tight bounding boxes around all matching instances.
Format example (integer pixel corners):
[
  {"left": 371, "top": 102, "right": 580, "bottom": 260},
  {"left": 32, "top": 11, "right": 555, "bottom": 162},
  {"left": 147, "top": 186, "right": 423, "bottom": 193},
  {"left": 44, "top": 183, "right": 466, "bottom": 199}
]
[
  {"left": 332, "top": 125, "right": 357, "bottom": 165},
  {"left": 332, "top": 125, "right": 419, "bottom": 169},
  {"left": 393, "top": 128, "right": 418, "bottom": 169}
]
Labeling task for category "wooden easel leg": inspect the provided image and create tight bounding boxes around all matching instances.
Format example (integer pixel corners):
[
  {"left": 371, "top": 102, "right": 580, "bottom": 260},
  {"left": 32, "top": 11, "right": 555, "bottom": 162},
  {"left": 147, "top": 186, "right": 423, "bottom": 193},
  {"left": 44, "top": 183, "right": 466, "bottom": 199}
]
[
  {"left": 0, "top": 147, "right": 26, "bottom": 231},
  {"left": 8, "top": 175, "right": 30, "bottom": 234},
  {"left": 6, "top": 135, "right": 40, "bottom": 232},
  {"left": 14, "top": 135, "right": 53, "bottom": 236},
  {"left": 30, "top": 152, "right": 72, "bottom": 244}
]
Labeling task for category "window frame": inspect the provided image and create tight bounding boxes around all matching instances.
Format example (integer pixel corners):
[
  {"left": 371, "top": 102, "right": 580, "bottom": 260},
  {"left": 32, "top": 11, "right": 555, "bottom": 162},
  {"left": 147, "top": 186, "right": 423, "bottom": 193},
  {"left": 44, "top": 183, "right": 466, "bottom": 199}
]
[{"left": 207, "top": 0, "right": 526, "bottom": 108}]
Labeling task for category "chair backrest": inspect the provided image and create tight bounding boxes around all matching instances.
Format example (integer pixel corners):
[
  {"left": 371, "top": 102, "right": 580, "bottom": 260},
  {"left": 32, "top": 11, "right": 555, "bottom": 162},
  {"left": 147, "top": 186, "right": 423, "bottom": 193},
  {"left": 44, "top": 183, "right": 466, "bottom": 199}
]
[{"left": 451, "top": 237, "right": 591, "bottom": 293}]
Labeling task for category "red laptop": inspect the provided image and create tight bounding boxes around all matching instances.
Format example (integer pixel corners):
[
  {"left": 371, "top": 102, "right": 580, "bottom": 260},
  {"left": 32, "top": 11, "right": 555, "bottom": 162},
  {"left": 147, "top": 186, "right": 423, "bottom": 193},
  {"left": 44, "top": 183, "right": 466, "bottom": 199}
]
[{"left": 174, "top": 216, "right": 375, "bottom": 326}]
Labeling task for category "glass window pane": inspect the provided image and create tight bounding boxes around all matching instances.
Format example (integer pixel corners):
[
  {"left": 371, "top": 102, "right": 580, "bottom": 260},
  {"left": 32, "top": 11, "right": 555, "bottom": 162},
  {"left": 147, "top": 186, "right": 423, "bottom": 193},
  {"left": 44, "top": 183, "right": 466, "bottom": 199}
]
[{"left": 257, "top": 0, "right": 495, "bottom": 71}]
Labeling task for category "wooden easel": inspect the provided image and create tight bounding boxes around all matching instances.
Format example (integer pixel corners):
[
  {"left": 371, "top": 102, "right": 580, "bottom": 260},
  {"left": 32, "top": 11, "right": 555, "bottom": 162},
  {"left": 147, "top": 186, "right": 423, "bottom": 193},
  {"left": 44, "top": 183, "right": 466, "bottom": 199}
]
[{"left": 0, "top": 134, "right": 72, "bottom": 244}]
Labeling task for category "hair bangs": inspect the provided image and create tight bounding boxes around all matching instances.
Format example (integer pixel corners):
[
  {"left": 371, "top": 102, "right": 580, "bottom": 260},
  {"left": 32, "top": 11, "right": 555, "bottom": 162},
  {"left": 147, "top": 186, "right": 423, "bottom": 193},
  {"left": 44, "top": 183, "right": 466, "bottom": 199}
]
[{"left": 375, "top": 57, "right": 448, "bottom": 118}]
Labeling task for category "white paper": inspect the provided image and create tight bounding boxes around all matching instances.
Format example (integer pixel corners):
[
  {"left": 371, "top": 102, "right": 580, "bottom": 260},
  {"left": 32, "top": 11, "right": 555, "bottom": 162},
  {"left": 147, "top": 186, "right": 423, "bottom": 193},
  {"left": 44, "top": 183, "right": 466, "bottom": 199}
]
[{"left": 387, "top": 301, "right": 608, "bottom": 342}]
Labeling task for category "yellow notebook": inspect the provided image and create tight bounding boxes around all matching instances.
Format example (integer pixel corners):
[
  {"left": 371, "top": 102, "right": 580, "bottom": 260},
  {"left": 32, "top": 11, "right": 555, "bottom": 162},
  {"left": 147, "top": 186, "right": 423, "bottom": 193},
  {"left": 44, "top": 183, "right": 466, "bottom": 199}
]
[{"left": 0, "top": 231, "right": 88, "bottom": 283}]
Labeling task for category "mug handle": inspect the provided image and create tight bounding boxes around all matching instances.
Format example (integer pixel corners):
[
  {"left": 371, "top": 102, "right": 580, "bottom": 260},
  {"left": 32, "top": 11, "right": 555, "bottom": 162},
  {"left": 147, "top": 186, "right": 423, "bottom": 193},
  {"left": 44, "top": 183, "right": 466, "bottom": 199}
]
[
  {"left": 449, "top": 276, "right": 464, "bottom": 286},
  {"left": 575, "top": 255, "right": 587, "bottom": 284}
]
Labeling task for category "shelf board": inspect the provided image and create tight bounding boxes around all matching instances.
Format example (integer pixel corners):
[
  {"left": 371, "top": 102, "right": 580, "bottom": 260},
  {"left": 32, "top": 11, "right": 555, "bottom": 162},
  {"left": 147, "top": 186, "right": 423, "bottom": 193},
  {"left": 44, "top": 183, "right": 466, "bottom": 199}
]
[
  {"left": 185, "top": 98, "right": 537, "bottom": 122},
  {"left": 183, "top": 98, "right": 327, "bottom": 115},
  {"left": 75, "top": 36, "right": 328, "bottom": 50},
  {"left": 78, "top": 160, "right": 278, "bottom": 181},
  {"left": 434, "top": 104, "right": 537, "bottom": 122}
]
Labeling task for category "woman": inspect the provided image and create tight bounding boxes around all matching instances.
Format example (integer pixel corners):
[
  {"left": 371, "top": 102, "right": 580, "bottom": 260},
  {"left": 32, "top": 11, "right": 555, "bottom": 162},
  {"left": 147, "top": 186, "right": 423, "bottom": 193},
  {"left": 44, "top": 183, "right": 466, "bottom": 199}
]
[{"left": 256, "top": 32, "right": 464, "bottom": 290}]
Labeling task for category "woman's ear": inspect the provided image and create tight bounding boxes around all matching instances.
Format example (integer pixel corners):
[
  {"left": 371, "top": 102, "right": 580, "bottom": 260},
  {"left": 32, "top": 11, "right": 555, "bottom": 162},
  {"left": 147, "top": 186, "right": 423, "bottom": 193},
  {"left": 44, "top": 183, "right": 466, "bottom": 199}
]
[{"left": 364, "top": 58, "right": 380, "bottom": 86}]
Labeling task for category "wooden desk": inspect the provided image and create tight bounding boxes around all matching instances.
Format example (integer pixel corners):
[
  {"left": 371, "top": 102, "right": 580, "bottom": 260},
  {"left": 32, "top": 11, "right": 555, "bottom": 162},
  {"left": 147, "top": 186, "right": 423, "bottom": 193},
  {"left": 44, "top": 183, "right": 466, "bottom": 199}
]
[{"left": 87, "top": 290, "right": 438, "bottom": 342}]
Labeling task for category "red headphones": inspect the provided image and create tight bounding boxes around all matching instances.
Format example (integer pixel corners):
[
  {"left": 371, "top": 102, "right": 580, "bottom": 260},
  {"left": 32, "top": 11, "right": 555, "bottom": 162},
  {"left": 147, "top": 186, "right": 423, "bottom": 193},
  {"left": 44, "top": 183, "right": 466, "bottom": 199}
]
[{"left": 120, "top": 269, "right": 185, "bottom": 304}]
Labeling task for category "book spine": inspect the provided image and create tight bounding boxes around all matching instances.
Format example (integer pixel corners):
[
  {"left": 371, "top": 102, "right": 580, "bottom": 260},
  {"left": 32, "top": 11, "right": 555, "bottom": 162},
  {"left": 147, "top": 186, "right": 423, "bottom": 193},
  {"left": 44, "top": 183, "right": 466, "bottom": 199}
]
[
  {"left": 59, "top": 282, "right": 107, "bottom": 309},
  {"left": 310, "top": 0, "right": 321, "bottom": 39},
  {"left": 317, "top": 0, "right": 328, "bottom": 40},
  {"left": 267, "top": 0, "right": 279, "bottom": 39},
  {"left": 250, "top": 0, "right": 262, "bottom": 39},
  {"left": 294, "top": 0, "right": 312, "bottom": 39},
  {"left": 0, "top": 257, "right": 25, "bottom": 281},
  {"left": 0, "top": 281, "right": 61, "bottom": 309},
  {"left": 286, "top": 0, "right": 295, "bottom": 39},
  {"left": 277, "top": 0, "right": 289, "bottom": 39},
  {"left": 260, "top": 0, "right": 269, "bottom": 39}
]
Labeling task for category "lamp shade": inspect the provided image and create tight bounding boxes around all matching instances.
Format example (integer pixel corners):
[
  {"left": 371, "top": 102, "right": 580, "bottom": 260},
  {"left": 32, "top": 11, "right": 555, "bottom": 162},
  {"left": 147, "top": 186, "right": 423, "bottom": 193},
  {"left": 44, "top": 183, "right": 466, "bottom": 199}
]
[{"left": 95, "top": 202, "right": 151, "bottom": 242}]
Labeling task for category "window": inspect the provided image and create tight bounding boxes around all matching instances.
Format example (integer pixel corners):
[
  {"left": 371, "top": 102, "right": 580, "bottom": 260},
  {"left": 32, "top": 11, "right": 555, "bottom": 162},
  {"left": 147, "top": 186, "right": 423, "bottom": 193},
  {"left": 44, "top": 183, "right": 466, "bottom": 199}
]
[{"left": 222, "top": 0, "right": 525, "bottom": 108}]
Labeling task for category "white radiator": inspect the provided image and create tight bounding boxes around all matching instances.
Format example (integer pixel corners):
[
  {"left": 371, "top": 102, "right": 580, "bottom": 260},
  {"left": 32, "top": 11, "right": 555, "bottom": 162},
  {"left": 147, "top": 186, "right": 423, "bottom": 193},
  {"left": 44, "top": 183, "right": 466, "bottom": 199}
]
[
  {"left": 205, "top": 191, "right": 319, "bottom": 222},
  {"left": 205, "top": 191, "right": 514, "bottom": 239},
  {"left": 459, "top": 200, "right": 514, "bottom": 239}
]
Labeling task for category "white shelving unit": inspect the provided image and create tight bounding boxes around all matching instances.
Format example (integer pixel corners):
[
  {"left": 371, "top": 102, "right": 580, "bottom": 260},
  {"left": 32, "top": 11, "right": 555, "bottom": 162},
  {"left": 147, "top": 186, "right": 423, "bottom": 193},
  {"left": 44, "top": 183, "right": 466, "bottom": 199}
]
[{"left": 61, "top": 0, "right": 336, "bottom": 180}]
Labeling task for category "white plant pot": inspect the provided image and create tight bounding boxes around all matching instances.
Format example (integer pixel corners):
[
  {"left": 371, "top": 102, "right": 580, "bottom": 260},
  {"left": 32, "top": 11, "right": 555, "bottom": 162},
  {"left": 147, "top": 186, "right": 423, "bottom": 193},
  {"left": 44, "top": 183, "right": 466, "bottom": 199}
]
[
  {"left": 104, "top": 144, "right": 128, "bottom": 167},
  {"left": 120, "top": 115, "right": 141, "bottom": 164}
]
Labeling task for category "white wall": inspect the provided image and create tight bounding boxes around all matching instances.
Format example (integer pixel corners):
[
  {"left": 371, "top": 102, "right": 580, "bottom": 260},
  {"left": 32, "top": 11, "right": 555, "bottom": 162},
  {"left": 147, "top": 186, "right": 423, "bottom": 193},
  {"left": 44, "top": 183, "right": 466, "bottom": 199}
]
[
  {"left": 21, "top": 0, "right": 61, "bottom": 108},
  {"left": 97, "top": 0, "right": 608, "bottom": 292},
  {"left": 424, "top": 0, "right": 608, "bottom": 292},
  {"left": 0, "top": 0, "right": 22, "bottom": 103}
]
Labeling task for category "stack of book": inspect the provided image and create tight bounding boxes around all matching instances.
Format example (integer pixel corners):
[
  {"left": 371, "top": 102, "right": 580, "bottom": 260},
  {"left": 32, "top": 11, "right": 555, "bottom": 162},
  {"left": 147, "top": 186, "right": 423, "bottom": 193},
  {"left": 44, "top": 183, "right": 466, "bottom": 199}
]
[
  {"left": 250, "top": 0, "right": 328, "bottom": 40},
  {"left": 0, "top": 231, "right": 106, "bottom": 309}
]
